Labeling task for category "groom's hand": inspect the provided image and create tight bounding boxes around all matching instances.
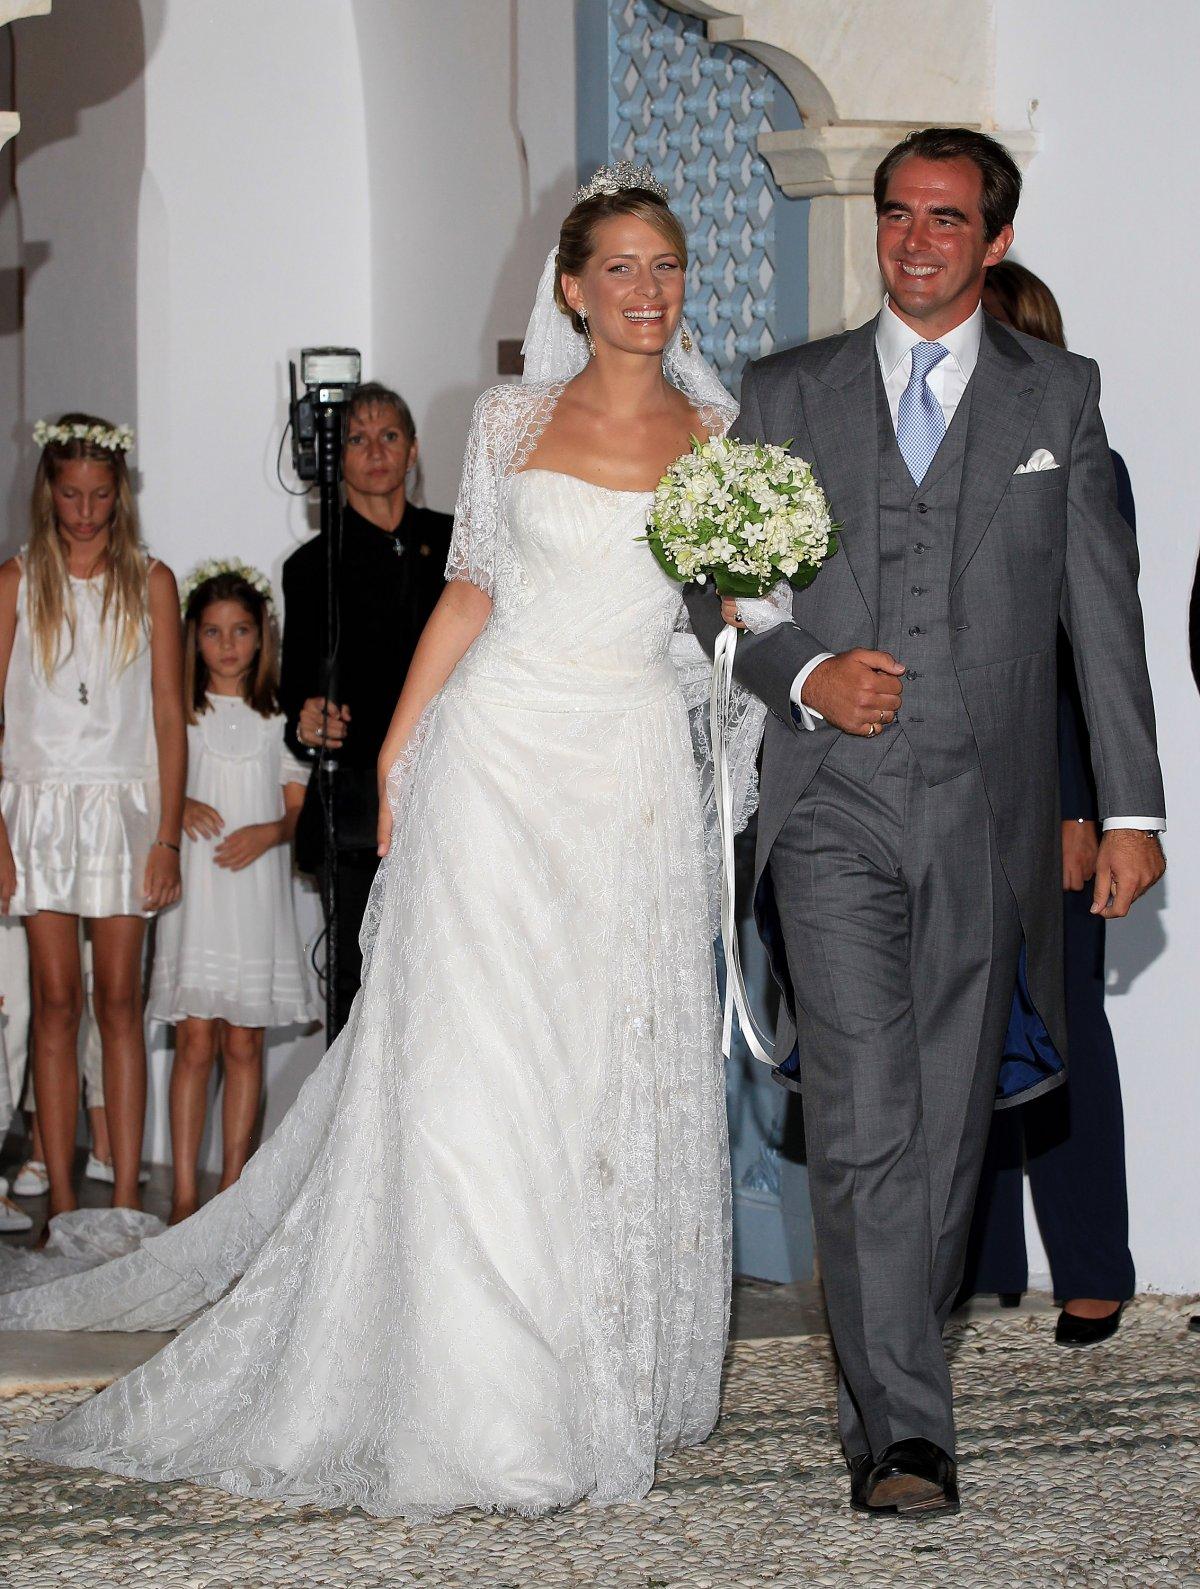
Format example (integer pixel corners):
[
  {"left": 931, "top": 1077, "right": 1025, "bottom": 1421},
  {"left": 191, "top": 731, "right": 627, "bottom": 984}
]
[
  {"left": 802, "top": 650, "right": 905, "bottom": 736},
  {"left": 1091, "top": 830, "right": 1165, "bottom": 918}
]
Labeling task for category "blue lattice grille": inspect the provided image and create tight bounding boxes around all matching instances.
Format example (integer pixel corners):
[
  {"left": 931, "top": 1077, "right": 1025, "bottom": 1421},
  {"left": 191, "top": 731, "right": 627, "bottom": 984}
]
[{"left": 607, "top": 0, "right": 800, "bottom": 384}]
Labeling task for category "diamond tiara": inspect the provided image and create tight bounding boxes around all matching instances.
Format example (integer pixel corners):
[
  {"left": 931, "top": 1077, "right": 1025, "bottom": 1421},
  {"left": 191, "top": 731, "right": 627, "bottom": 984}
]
[{"left": 573, "top": 161, "right": 670, "bottom": 206}]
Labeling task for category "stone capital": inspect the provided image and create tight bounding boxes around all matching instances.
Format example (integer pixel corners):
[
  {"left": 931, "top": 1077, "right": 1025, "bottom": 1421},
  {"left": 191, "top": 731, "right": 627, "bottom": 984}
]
[{"left": 760, "top": 122, "right": 1041, "bottom": 200}]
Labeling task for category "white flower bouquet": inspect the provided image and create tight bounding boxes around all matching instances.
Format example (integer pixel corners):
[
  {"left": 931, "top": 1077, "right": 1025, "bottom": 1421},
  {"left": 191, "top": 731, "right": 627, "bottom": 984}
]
[
  {"left": 644, "top": 435, "right": 838, "bottom": 598},
  {"left": 643, "top": 436, "right": 838, "bottom": 1070}
]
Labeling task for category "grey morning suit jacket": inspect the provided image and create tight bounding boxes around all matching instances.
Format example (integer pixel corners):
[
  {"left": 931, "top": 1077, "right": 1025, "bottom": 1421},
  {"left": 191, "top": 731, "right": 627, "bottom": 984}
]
[{"left": 685, "top": 312, "right": 1165, "bottom": 1065}]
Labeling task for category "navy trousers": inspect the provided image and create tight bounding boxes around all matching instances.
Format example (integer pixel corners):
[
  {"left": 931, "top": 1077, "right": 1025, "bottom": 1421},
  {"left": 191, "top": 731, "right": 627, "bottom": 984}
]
[{"left": 959, "top": 883, "right": 1136, "bottom": 1302}]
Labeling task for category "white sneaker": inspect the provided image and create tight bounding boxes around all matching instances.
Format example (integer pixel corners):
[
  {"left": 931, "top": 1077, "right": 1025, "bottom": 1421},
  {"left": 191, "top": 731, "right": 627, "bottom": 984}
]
[
  {"left": 0, "top": 1184, "right": 33, "bottom": 1233},
  {"left": 85, "top": 1153, "right": 151, "bottom": 1186},
  {"left": 11, "top": 1159, "right": 49, "bottom": 1197}
]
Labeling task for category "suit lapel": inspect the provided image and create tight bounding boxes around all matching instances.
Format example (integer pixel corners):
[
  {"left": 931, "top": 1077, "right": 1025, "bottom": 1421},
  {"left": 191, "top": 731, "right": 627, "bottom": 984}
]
[
  {"left": 951, "top": 316, "right": 1050, "bottom": 589},
  {"left": 793, "top": 318, "right": 881, "bottom": 623}
]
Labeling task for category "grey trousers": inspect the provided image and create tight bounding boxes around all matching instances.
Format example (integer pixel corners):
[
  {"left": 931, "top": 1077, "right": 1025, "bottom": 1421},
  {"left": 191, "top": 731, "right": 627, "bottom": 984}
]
[{"left": 769, "top": 735, "right": 1022, "bottom": 1459}]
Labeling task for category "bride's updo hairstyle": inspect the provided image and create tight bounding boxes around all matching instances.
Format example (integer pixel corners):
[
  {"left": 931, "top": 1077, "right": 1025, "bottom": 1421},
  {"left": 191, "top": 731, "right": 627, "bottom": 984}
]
[{"left": 554, "top": 188, "right": 688, "bottom": 335}]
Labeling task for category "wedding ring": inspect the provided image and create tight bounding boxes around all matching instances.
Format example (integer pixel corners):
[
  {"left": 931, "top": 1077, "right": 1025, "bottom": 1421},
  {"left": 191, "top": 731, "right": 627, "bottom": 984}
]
[
  {"left": 878, "top": 710, "right": 886, "bottom": 723},
  {"left": 867, "top": 723, "right": 877, "bottom": 737}
]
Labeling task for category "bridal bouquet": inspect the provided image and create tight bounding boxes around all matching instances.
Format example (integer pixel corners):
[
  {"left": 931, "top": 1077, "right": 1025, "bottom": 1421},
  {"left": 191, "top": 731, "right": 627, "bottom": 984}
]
[
  {"left": 644, "top": 436, "right": 838, "bottom": 1070},
  {"left": 645, "top": 435, "right": 838, "bottom": 598}
]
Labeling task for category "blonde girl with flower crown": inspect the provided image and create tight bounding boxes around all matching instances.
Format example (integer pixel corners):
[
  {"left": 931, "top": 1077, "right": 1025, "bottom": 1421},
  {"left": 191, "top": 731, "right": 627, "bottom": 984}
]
[
  {"left": 147, "top": 564, "right": 315, "bottom": 1224},
  {"left": 0, "top": 414, "right": 186, "bottom": 1228}
]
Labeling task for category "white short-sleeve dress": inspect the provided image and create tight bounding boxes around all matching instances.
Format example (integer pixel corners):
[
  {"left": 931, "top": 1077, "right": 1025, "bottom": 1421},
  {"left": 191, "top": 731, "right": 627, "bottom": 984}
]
[{"left": 147, "top": 697, "right": 316, "bottom": 1028}]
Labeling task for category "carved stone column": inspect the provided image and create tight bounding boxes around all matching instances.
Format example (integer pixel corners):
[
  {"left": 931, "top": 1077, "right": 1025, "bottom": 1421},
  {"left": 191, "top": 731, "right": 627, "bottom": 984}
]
[{"left": 662, "top": 0, "right": 1040, "bottom": 336}]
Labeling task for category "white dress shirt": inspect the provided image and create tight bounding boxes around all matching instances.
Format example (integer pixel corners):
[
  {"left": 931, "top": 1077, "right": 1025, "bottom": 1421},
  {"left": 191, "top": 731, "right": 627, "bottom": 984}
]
[{"left": 785, "top": 301, "right": 1162, "bottom": 834}]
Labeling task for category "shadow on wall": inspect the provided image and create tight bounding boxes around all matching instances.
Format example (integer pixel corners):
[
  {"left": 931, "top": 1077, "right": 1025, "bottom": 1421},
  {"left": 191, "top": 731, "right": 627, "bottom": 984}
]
[
  {"left": 1105, "top": 876, "right": 1168, "bottom": 997},
  {"left": 398, "top": 178, "right": 579, "bottom": 517},
  {"left": 1, "top": 0, "right": 152, "bottom": 557},
  {"left": 350, "top": 0, "right": 577, "bottom": 513}
]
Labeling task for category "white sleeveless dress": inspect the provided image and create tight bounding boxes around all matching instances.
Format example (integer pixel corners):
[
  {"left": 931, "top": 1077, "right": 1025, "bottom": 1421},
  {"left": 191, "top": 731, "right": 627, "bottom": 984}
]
[
  {"left": 146, "top": 699, "right": 316, "bottom": 1028},
  {"left": 1, "top": 568, "right": 158, "bottom": 918},
  {"left": 0, "top": 473, "right": 731, "bottom": 1522}
]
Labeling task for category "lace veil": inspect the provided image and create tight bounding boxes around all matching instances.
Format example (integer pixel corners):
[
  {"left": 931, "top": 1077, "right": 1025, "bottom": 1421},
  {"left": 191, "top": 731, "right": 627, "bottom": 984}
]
[{"left": 443, "top": 247, "right": 768, "bottom": 926}]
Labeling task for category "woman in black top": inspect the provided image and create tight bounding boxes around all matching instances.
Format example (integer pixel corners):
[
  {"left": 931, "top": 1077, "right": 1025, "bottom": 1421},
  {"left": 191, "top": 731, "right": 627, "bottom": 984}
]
[{"left": 280, "top": 383, "right": 450, "bottom": 1035}]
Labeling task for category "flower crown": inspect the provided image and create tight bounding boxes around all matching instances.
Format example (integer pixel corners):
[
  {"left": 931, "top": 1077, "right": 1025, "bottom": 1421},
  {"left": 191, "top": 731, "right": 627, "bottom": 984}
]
[
  {"left": 179, "top": 558, "right": 275, "bottom": 616},
  {"left": 33, "top": 419, "right": 135, "bottom": 453},
  {"left": 573, "top": 161, "right": 669, "bottom": 206}
]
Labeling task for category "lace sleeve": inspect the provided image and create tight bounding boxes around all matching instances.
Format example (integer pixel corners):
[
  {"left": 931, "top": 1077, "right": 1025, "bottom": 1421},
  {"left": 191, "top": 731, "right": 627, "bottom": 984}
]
[
  {"left": 445, "top": 387, "right": 506, "bottom": 597},
  {"left": 735, "top": 580, "right": 794, "bottom": 634}
]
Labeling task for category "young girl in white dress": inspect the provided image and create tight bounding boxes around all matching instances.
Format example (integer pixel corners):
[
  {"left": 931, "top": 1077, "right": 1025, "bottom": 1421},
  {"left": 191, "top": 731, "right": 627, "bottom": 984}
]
[
  {"left": 148, "top": 564, "right": 315, "bottom": 1224},
  {"left": 0, "top": 414, "right": 185, "bottom": 1223}
]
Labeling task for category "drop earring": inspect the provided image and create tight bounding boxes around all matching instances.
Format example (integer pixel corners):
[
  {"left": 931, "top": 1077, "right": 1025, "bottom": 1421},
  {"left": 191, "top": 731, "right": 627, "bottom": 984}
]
[
  {"left": 579, "top": 307, "right": 596, "bottom": 359},
  {"left": 680, "top": 323, "right": 693, "bottom": 354}
]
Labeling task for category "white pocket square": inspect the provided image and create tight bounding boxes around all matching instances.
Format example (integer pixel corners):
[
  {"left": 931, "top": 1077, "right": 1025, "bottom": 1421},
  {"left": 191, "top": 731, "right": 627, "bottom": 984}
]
[{"left": 1014, "top": 449, "right": 1058, "bottom": 474}]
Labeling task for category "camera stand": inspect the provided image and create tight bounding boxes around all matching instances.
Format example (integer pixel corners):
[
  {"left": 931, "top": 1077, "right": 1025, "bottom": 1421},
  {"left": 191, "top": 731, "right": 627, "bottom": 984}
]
[
  {"left": 289, "top": 347, "right": 361, "bottom": 1039},
  {"left": 314, "top": 396, "right": 346, "bottom": 1039}
]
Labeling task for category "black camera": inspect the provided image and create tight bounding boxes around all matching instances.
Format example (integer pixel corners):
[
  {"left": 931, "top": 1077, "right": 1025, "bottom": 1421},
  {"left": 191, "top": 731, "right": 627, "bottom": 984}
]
[{"left": 288, "top": 347, "right": 362, "bottom": 483}]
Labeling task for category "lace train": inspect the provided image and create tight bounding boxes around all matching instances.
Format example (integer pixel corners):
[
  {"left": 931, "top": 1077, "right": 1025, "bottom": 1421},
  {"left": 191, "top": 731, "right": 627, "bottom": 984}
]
[{"left": 0, "top": 471, "right": 732, "bottom": 1521}]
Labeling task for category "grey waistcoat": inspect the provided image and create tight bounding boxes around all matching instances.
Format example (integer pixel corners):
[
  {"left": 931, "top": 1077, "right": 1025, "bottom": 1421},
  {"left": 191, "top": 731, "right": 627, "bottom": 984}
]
[{"left": 825, "top": 370, "right": 977, "bottom": 788}]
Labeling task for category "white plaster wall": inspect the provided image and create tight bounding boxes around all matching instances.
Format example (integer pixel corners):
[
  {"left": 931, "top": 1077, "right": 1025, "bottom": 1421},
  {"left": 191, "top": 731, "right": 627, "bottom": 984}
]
[
  {"left": 133, "top": 0, "right": 374, "bottom": 1167},
  {"left": 11, "top": 0, "right": 374, "bottom": 1169},
  {"left": 350, "top": 0, "right": 576, "bottom": 512},
  {"left": 6, "top": 0, "right": 148, "bottom": 553},
  {"left": 5, "top": 0, "right": 577, "bottom": 1174},
  {"left": 994, "top": 0, "right": 1200, "bottom": 1292}
]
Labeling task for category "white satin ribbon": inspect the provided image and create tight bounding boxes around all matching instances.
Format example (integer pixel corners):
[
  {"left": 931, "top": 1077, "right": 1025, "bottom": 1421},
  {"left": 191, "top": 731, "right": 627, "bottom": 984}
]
[{"left": 711, "top": 623, "right": 775, "bottom": 1065}]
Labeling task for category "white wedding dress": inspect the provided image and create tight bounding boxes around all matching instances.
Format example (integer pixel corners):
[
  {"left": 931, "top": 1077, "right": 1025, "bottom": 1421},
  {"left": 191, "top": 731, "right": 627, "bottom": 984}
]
[{"left": 0, "top": 456, "right": 738, "bottom": 1521}]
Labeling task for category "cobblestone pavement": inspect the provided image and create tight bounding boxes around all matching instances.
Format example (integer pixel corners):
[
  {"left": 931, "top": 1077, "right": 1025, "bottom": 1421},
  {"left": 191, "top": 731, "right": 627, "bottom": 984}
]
[{"left": 1, "top": 1296, "right": 1197, "bottom": 1589}]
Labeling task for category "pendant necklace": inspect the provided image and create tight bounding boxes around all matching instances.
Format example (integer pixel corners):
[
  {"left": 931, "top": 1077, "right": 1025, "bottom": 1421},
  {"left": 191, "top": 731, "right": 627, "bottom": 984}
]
[{"left": 71, "top": 574, "right": 105, "bottom": 707}]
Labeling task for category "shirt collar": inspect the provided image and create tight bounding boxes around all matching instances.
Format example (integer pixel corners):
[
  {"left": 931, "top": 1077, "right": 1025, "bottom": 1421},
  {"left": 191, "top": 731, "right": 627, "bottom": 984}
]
[
  {"left": 875, "top": 299, "right": 984, "bottom": 382},
  {"left": 343, "top": 499, "right": 409, "bottom": 542}
]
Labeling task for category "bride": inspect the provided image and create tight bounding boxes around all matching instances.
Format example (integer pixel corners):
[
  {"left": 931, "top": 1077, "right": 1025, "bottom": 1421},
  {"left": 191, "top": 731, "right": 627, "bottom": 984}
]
[{"left": 0, "top": 166, "right": 766, "bottom": 1521}]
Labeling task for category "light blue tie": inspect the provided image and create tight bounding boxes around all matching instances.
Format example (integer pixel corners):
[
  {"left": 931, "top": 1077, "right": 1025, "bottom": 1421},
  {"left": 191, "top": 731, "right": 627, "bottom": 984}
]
[{"left": 896, "top": 340, "right": 950, "bottom": 485}]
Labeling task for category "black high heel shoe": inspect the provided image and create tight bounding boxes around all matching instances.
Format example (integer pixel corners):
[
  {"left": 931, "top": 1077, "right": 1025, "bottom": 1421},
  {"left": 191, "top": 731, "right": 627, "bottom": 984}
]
[{"left": 1055, "top": 1301, "right": 1123, "bottom": 1347}]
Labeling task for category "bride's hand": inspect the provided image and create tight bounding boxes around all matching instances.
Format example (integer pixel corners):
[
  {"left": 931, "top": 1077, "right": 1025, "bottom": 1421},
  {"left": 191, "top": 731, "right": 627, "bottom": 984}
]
[
  {"left": 720, "top": 596, "right": 748, "bottom": 630},
  {"left": 376, "top": 788, "right": 393, "bottom": 858}
]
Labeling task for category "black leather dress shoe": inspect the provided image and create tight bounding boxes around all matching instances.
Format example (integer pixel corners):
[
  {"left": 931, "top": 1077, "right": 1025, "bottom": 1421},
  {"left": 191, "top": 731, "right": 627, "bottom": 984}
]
[
  {"left": 848, "top": 1452, "right": 874, "bottom": 1513},
  {"left": 1055, "top": 1302, "right": 1123, "bottom": 1346},
  {"left": 856, "top": 1438, "right": 959, "bottom": 1517}
]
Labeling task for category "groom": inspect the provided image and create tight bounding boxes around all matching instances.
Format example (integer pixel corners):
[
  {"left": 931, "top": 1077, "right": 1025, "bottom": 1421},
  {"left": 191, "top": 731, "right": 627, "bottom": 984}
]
[{"left": 686, "top": 127, "right": 1165, "bottom": 1515}]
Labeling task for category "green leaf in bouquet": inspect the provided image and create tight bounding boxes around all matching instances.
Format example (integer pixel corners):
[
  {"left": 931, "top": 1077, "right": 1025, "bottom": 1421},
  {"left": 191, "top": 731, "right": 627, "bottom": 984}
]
[
  {"left": 713, "top": 568, "right": 776, "bottom": 598},
  {"left": 785, "top": 526, "right": 841, "bottom": 590},
  {"left": 786, "top": 561, "right": 822, "bottom": 591},
  {"left": 643, "top": 530, "right": 686, "bottom": 584}
]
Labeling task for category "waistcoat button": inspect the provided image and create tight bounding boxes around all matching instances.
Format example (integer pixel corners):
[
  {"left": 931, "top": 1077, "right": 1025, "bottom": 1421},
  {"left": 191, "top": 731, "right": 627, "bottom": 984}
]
[
  {"left": 913, "top": 542, "right": 927, "bottom": 553},
  {"left": 915, "top": 503, "right": 929, "bottom": 514},
  {"left": 908, "top": 626, "right": 922, "bottom": 636},
  {"left": 911, "top": 585, "right": 925, "bottom": 596}
]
